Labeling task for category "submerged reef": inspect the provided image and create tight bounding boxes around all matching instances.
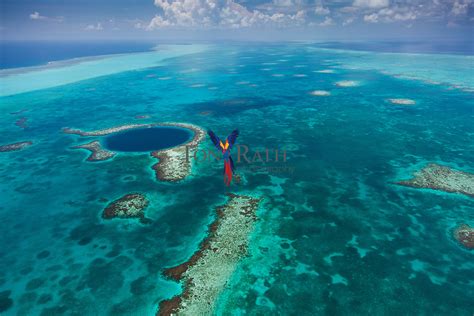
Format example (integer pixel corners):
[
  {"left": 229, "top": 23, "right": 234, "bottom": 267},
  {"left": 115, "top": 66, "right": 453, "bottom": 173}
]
[
  {"left": 335, "top": 80, "right": 359, "bottom": 87},
  {"left": 0, "top": 141, "right": 32, "bottom": 152},
  {"left": 71, "top": 141, "right": 116, "bottom": 162},
  {"left": 397, "top": 163, "right": 474, "bottom": 198},
  {"left": 102, "top": 193, "right": 151, "bottom": 224},
  {"left": 135, "top": 115, "right": 151, "bottom": 119},
  {"left": 387, "top": 98, "right": 416, "bottom": 105},
  {"left": 453, "top": 224, "right": 474, "bottom": 249},
  {"left": 158, "top": 193, "right": 261, "bottom": 316},
  {"left": 314, "top": 69, "right": 335, "bottom": 73},
  {"left": 150, "top": 123, "right": 206, "bottom": 182},
  {"left": 15, "top": 117, "right": 28, "bottom": 129},
  {"left": 310, "top": 90, "right": 331, "bottom": 96}
]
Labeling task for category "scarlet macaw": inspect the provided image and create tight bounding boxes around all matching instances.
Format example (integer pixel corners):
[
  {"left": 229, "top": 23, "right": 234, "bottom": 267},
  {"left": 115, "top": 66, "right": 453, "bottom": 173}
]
[{"left": 208, "top": 129, "right": 239, "bottom": 186}]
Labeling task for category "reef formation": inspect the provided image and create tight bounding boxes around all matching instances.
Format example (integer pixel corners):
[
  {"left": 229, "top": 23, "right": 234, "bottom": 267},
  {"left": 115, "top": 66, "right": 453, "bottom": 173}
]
[
  {"left": 310, "top": 90, "right": 331, "bottom": 96},
  {"left": 63, "top": 123, "right": 156, "bottom": 137},
  {"left": 71, "top": 141, "right": 116, "bottom": 162},
  {"left": 453, "top": 224, "right": 474, "bottom": 249},
  {"left": 0, "top": 141, "right": 32, "bottom": 152},
  {"left": 388, "top": 98, "right": 416, "bottom": 105},
  {"left": 335, "top": 80, "right": 359, "bottom": 87},
  {"left": 102, "top": 193, "right": 151, "bottom": 224},
  {"left": 396, "top": 163, "right": 474, "bottom": 198},
  {"left": 64, "top": 122, "right": 205, "bottom": 182},
  {"left": 15, "top": 117, "right": 28, "bottom": 129},
  {"left": 158, "top": 193, "right": 262, "bottom": 316},
  {"left": 150, "top": 123, "right": 206, "bottom": 182}
]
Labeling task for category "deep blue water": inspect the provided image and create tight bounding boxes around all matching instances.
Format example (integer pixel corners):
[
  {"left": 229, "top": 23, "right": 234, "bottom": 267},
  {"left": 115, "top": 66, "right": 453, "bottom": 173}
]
[
  {"left": 0, "top": 41, "right": 155, "bottom": 69},
  {"left": 103, "top": 127, "right": 192, "bottom": 152}
]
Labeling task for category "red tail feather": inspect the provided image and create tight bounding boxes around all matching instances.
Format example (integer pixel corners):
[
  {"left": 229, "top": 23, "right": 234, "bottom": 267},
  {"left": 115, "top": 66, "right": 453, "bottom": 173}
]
[{"left": 224, "top": 160, "right": 232, "bottom": 186}]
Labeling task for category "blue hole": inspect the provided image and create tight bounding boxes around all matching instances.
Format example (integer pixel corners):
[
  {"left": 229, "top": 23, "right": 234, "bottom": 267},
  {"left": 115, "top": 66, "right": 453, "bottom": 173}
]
[{"left": 103, "top": 127, "right": 192, "bottom": 152}]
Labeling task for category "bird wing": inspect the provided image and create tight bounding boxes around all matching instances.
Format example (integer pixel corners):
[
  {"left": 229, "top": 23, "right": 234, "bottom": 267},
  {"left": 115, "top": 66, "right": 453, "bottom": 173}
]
[
  {"left": 208, "top": 130, "right": 222, "bottom": 151},
  {"left": 226, "top": 129, "right": 239, "bottom": 151}
]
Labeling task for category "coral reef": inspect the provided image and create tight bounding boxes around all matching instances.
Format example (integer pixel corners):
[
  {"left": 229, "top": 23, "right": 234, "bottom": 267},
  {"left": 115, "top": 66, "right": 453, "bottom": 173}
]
[
  {"left": 388, "top": 98, "right": 416, "bottom": 105},
  {"left": 158, "top": 193, "right": 261, "bottom": 316},
  {"left": 335, "top": 80, "right": 359, "bottom": 87},
  {"left": 150, "top": 123, "right": 206, "bottom": 182},
  {"left": 64, "top": 122, "right": 206, "bottom": 182},
  {"left": 71, "top": 141, "right": 116, "bottom": 162},
  {"left": 15, "top": 117, "right": 28, "bottom": 129},
  {"left": 10, "top": 109, "right": 28, "bottom": 115},
  {"left": 310, "top": 90, "right": 331, "bottom": 96},
  {"left": 396, "top": 163, "right": 474, "bottom": 198},
  {"left": 63, "top": 123, "right": 156, "bottom": 137},
  {"left": 198, "top": 111, "right": 213, "bottom": 116},
  {"left": 314, "top": 69, "right": 335, "bottom": 73},
  {"left": 0, "top": 141, "right": 33, "bottom": 152},
  {"left": 453, "top": 224, "right": 474, "bottom": 249},
  {"left": 102, "top": 193, "right": 151, "bottom": 224}
]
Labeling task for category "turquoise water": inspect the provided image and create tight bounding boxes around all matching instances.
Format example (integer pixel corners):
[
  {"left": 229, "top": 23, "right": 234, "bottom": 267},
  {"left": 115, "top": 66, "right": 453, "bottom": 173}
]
[
  {"left": 103, "top": 127, "right": 192, "bottom": 152},
  {"left": 0, "top": 44, "right": 209, "bottom": 97},
  {"left": 0, "top": 43, "right": 473, "bottom": 315}
]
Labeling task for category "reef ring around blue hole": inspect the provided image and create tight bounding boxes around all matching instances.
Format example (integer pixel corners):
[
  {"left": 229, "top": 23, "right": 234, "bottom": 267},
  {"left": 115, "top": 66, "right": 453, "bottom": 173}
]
[{"left": 102, "top": 127, "right": 193, "bottom": 152}]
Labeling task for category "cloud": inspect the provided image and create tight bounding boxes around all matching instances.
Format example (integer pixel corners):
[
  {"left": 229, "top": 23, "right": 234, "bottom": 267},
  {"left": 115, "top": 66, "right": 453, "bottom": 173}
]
[
  {"left": 343, "top": 17, "right": 355, "bottom": 26},
  {"left": 363, "top": 13, "right": 378, "bottom": 22},
  {"left": 134, "top": 22, "right": 146, "bottom": 29},
  {"left": 451, "top": 0, "right": 472, "bottom": 15},
  {"left": 147, "top": 0, "right": 306, "bottom": 29},
  {"left": 353, "top": 0, "right": 389, "bottom": 9},
  {"left": 319, "top": 16, "right": 334, "bottom": 26},
  {"left": 29, "top": 12, "right": 47, "bottom": 20},
  {"left": 273, "top": 0, "right": 296, "bottom": 7},
  {"left": 363, "top": 5, "right": 418, "bottom": 23},
  {"left": 142, "top": 0, "right": 473, "bottom": 30},
  {"left": 29, "top": 11, "right": 64, "bottom": 22},
  {"left": 85, "top": 23, "right": 104, "bottom": 31},
  {"left": 314, "top": 5, "right": 330, "bottom": 15}
]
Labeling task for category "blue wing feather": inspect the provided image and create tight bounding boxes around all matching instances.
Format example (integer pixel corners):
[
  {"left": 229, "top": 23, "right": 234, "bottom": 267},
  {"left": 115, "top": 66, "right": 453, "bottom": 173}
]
[
  {"left": 226, "top": 129, "right": 239, "bottom": 150},
  {"left": 208, "top": 130, "right": 222, "bottom": 150}
]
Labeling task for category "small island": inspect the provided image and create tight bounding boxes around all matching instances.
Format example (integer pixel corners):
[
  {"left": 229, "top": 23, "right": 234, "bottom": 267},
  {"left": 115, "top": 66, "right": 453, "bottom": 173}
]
[
  {"left": 396, "top": 163, "right": 474, "bottom": 198},
  {"left": 453, "top": 224, "right": 474, "bottom": 249},
  {"left": 102, "top": 193, "right": 151, "bottom": 224},
  {"left": 0, "top": 141, "right": 33, "bottom": 152},
  {"left": 71, "top": 141, "right": 116, "bottom": 162},
  {"left": 158, "top": 193, "right": 262, "bottom": 316}
]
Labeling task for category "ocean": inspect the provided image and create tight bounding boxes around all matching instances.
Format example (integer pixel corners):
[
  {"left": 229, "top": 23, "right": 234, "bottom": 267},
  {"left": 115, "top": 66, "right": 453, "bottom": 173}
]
[
  {"left": 0, "top": 41, "right": 473, "bottom": 315},
  {"left": 0, "top": 41, "right": 156, "bottom": 69}
]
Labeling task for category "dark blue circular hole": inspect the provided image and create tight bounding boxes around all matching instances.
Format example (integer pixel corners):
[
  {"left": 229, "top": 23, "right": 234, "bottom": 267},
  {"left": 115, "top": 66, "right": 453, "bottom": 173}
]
[{"left": 103, "top": 127, "right": 192, "bottom": 152}]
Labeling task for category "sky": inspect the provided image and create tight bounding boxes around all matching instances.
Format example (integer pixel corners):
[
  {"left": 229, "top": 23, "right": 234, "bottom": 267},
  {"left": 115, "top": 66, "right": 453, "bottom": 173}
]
[{"left": 1, "top": 0, "right": 473, "bottom": 41}]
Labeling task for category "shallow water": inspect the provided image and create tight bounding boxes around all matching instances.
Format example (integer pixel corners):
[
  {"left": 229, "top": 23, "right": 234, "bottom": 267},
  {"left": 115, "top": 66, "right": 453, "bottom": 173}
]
[{"left": 0, "top": 43, "right": 473, "bottom": 315}]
